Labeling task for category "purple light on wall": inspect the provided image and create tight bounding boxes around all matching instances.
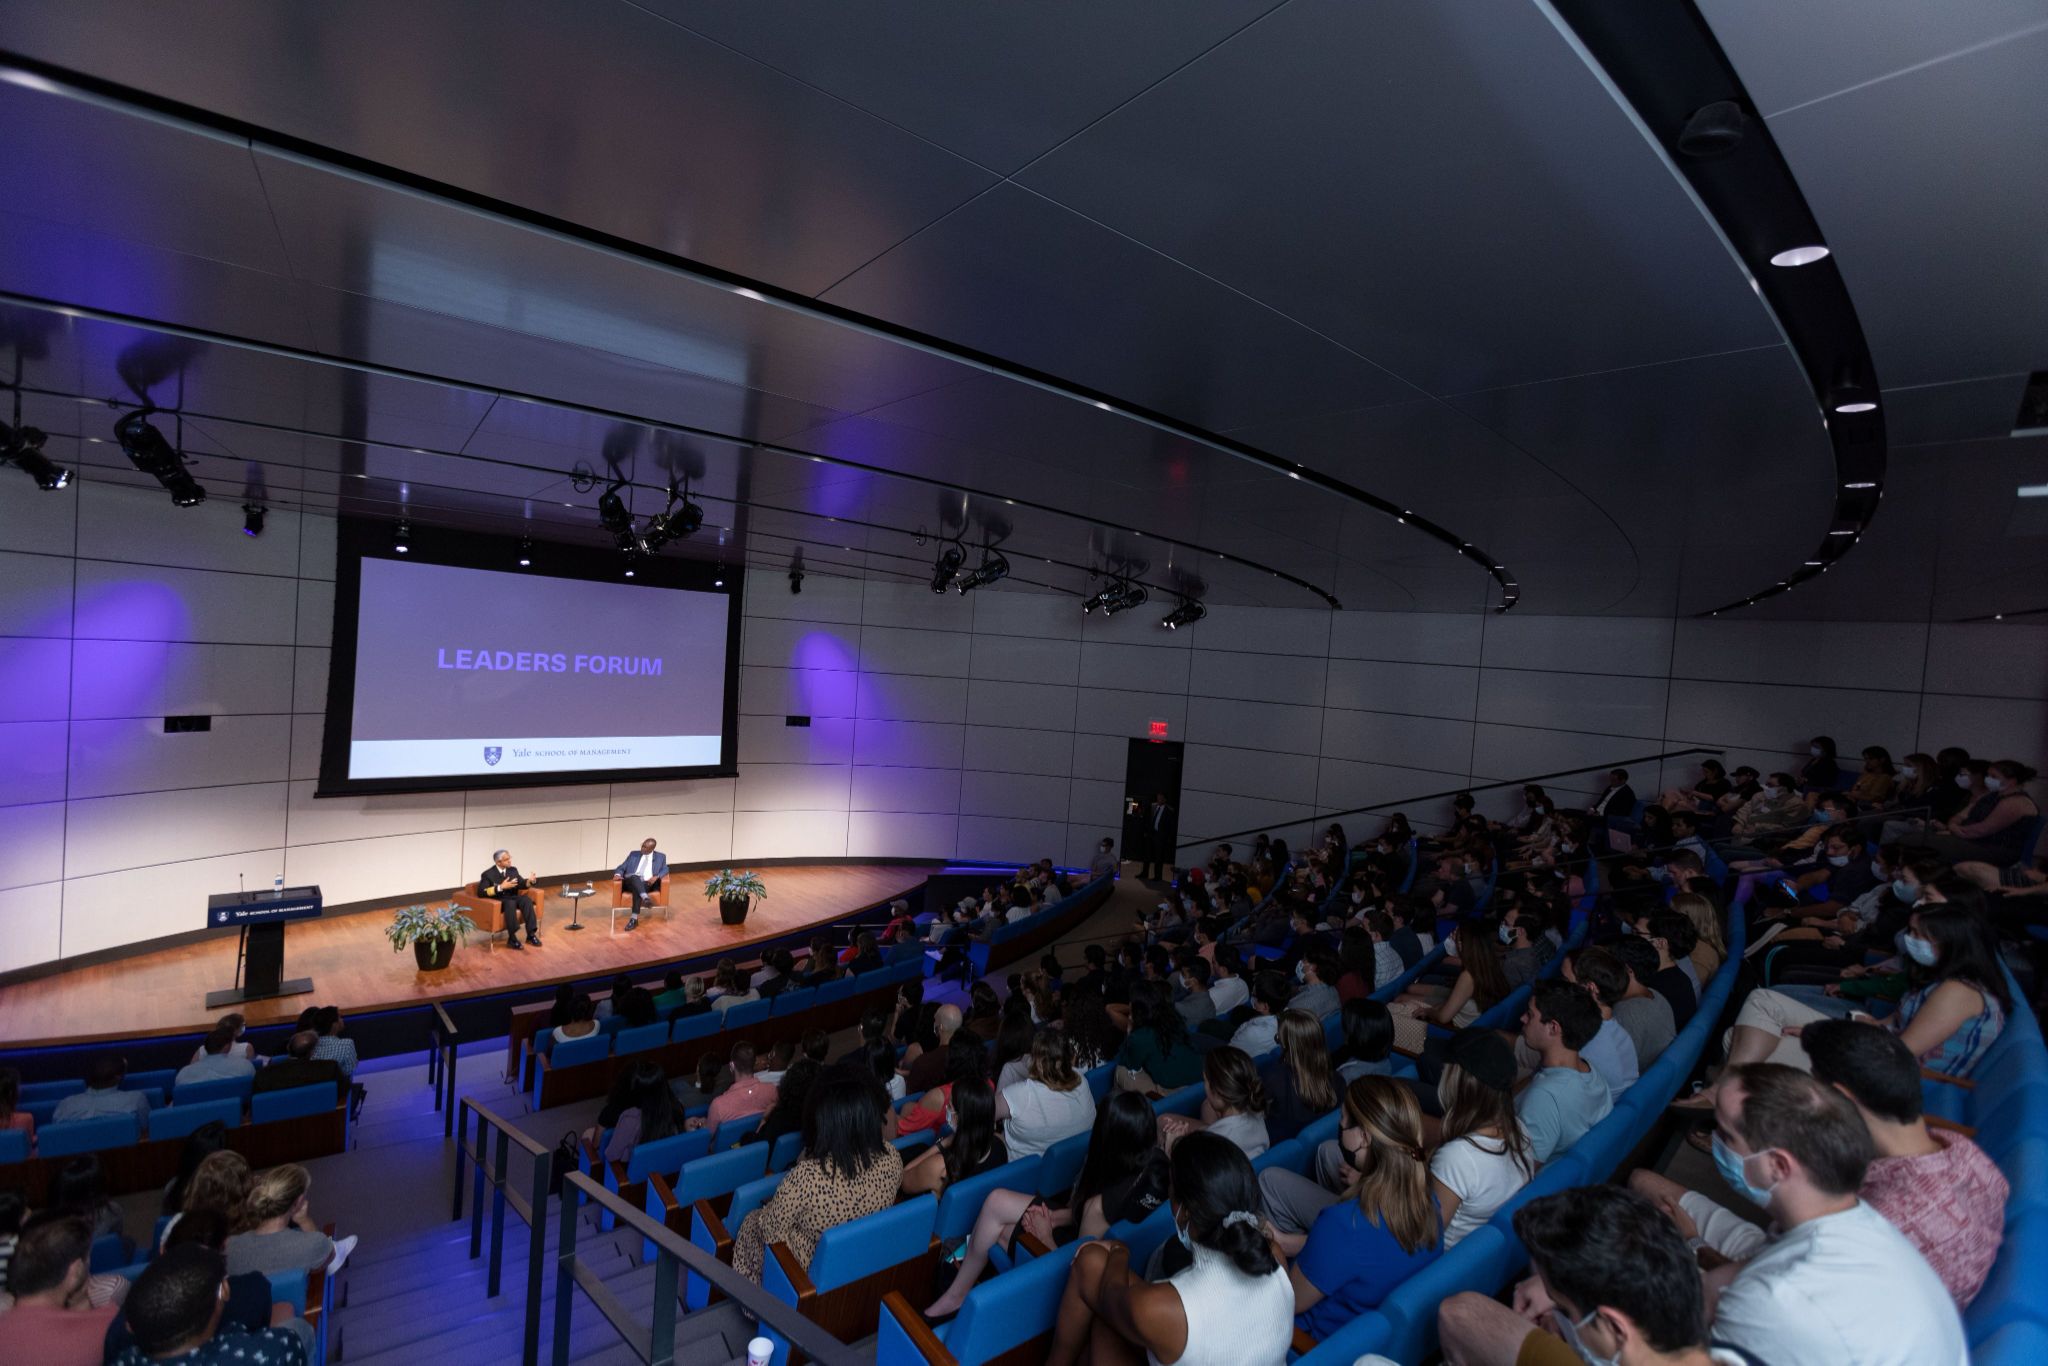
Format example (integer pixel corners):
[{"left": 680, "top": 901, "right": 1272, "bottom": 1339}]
[
  {"left": 68, "top": 578, "right": 191, "bottom": 715},
  {"left": 790, "top": 629, "right": 857, "bottom": 672}
]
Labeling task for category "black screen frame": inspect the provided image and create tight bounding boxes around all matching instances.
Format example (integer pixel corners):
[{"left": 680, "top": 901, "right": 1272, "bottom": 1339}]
[{"left": 316, "top": 519, "right": 742, "bottom": 797}]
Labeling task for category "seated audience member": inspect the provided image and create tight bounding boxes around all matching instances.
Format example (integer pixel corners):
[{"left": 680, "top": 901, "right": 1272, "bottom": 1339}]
[
  {"left": 1427, "top": 1030, "right": 1535, "bottom": 1246},
  {"left": 107, "top": 1212, "right": 311, "bottom": 1360},
  {"left": 1637, "top": 913, "right": 1700, "bottom": 1028},
  {"left": 902, "top": 1004, "right": 966, "bottom": 1093},
  {"left": 742, "top": 1057, "right": 819, "bottom": 1155},
  {"left": 707, "top": 959, "right": 760, "bottom": 1014},
  {"left": 1694, "top": 899, "right": 2008, "bottom": 1088},
  {"left": 162, "top": 1150, "right": 251, "bottom": 1251},
  {"left": 1670, "top": 1063, "right": 1962, "bottom": 1363},
  {"left": 0, "top": 1067, "right": 33, "bottom": 1155},
  {"left": 1608, "top": 937, "right": 1678, "bottom": 1068},
  {"left": 1059, "top": 987, "right": 1125, "bottom": 1072},
  {"left": 1556, "top": 948, "right": 1640, "bottom": 1098},
  {"left": 1671, "top": 890, "right": 1728, "bottom": 983},
  {"left": 51, "top": 1055, "right": 153, "bottom": 1133},
  {"left": 1156, "top": 1046, "right": 1270, "bottom": 1159},
  {"left": 1288, "top": 949, "right": 1341, "bottom": 1019},
  {"left": 1924, "top": 759, "right": 2039, "bottom": 865},
  {"left": 753, "top": 1038, "right": 798, "bottom": 1088},
  {"left": 1728, "top": 771, "right": 1809, "bottom": 842},
  {"left": 550, "top": 994, "right": 600, "bottom": 1047},
  {"left": 1226, "top": 970, "right": 1293, "bottom": 1055},
  {"left": 1333, "top": 998, "right": 1398, "bottom": 1085},
  {"left": 1207, "top": 946, "right": 1252, "bottom": 1016},
  {"left": 189, "top": 1013, "right": 258, "bottom": 1066},
  {"left": 253, "top": 1031, "right": 345, "bottom": 1102},
  {"left": 1640, "top": 1021, "right": 2005, "bottom": 1310},
  {"left": 1045, "top": 1132, "right": 1294, "bottom": 1366},
  {"left": 1437, "top": 1185, "right": 1733, "bottom": 1366},
  {"left": 308, "top": 1007, "right": 358, "bottom": 1079},
  {"left": 1260, "top": 1010, "right": 1339, "bottom": 1144},
  {"left": 1280, "top": 1077, "right": 1443, "bottom": 1342},
  {"left": 897, "top": 1035, "right": 991, "bottom": 1139},
  {"left": 732, "top": 1070, "right": 902, "bottom": 1283},
  {"left": 669, "top": 1053, "right": 724, "bottom": 1112},
  {"left": 50, "top": 1153, "right": 124, "bottom": 1242},
  {"left": 702, "top": 1043, "right": 776, "bottom": 1131},
  {"left": 650, "top": 971, "right": 687, "bottom": 1015},
  {"left": 226, "top": 1164, "right": 357, "bottom": 1278},
  {"left": 846, "top": 930, "right": 887, "bottom": 972},
  {"left": 1514, "top": 982, "right": 1612, "bottom": 1166},
  {"left": 1661, "top": 757, "right": 1730, "bottom": 813},
  {"left": 962, "top": 981, "right": 1004, "bottom": 1042},
  {"left": 0, "top": 1215, "right": 117, "bottom": 1364},
  {"left": 899, "top": 1076, "right": 1007, "bottom": 1197},
  {"left": 587, "top": 1059, "right": 680, "bottom": 1156},
  {"left": 998, "top": 1028, "right": 1097, "bottom": 1160},
  {"left": 1174, "top": 958, "right": 1220, "bottom": 1029},
  {"left": 1391, "top": 918, "right": 1512, "bottom": 1048},
  {"left": 107, "top": 1243, "right": 307, "bottom": 1366},
  {"left": 160, "top": 1123, "right": 232, "bottom": 1221},
  {"left": 925, "top": 1093, "right": 1167, "bottom": 1319},
  {"left": 1115, "top": 983, "right": 1206, "bottom": 1092},
  {"left": 992, "top": 1009, "right": 1036, "bottom": 1092},
  {"left": 1497, "top": 905, "right": 1556, "bottom": 987}
]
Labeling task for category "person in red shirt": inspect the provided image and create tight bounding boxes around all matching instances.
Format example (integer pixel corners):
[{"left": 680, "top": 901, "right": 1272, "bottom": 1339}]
[
  {"left": 704, "top": 1041, "right": 778, "bottom": 1131},
  {"left": 0, "top": 1214, "right": 118, "bottom": 1366}
]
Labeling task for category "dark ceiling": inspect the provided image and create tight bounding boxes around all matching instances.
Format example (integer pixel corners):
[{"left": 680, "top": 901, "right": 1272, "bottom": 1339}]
[{"left": 0, "top": 0, "right": 2040, "bottom": 620}]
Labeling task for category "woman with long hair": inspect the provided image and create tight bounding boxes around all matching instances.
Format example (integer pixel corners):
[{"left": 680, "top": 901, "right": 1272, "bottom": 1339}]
[
  {"left": 1334, "top": 998, "right": 1398, "bottom": 1085},
  {"left": 1850, "top": 745, "right": 1898, "bottom": 806},
  {"left": 1428, "top": 1031, "right": 1534, "bottom": 1247},
  {"left": 997, "top": 1028, "right": 1096, "bottom": 1159},
  {"left": 895, "top": 1034, "right": 989, "bottom": 1139},
  {"left": 51, "top": 1153, "right": 123, "bottom": 1240},
  {"left": 963, "top": 980, "right": 1003, "bottom": 1041},
  {"left": 1113, "top": 980, "right": 1204, "bottom": 1091},
  {"left": 225, "top": 1163, "right": 353, "bottom": 1276},
  {"left": 746, "top": 1057, "right": 821, "bottom": 1155},
  {"left": 1045, "top": 1132, "right": 1294, "bottom": 1366},
  {"left": 1058, "top": 986, "right": 1124, "bottom": 1071},
  {"left": 899, "top": 1075, "right": 1008, "bottom": 1197},
  {"left": 1282, "top": 1077, "right": 1442, "bottom": 1341},
  {"left": 160, "top": 1120, "right": 232, "bottom": 1218},
  {"left": 591, "top": 1059, "right": 679, "bottom": 1158},
  {"left": 732, "top": 1069, "right": 900, "bottom": 1283},
  {"left": 992, "top": 1008, "right": 1036, "bottom": 1091},
  {"left": 1156, "top": 1046, "right": 1269, "bottom": 1159},
  {"left": 1392, "top": 917, "right": 1510, "bottom": 1047},
  {"left": 164, "top": 1150, "right": 251, "bottom": 1251},
  {"left": 0, "top": 1068, "right": 32, "bottom": 1156},
  {"left": 922, "top": 1092, "right": 1165, "bottom": 1319},
  {"left": 1261, "top": 1010, "right": 1339, "bottom": 1143}
]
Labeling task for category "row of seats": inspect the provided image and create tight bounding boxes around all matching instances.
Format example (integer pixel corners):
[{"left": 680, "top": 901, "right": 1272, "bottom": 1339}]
[{"left": 0, "top": 1080, "right": 343, "bottom": 1165}]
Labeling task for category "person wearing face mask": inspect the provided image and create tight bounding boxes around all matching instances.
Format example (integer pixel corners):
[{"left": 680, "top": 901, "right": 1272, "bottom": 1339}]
[
  {"left": 1922, "top": 759, "right": 2040, "bottom": 865},
  {"left": 1652, "top": 1064, "right": 1963, "bottom": 1366},
  {"left": 1726, "top": 773, "right": 1809, "bottom": 845},
  {"left": 1438, "top": 1184, "right": 1763, "bottom": 1366},
  {"left": 1287, "top": 949, "right": 1340, "bottom": 1020},
  {"left": 1497, "top": 905, "right": 1556, "bottom": 987},
  {"left": 1797, "top": 735, "right": 1840, "bottom": 793}
]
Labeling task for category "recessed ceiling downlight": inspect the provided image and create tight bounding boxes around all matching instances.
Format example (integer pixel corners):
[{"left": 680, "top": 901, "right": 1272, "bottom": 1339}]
[{"left": 1769, "top": 245, "right": 1831, "bottom": 267}]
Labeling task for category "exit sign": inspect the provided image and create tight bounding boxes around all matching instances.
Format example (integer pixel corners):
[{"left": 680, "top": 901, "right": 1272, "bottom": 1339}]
[{"left": 1147, "top": 719, "right": 1169, "bottom": 741}]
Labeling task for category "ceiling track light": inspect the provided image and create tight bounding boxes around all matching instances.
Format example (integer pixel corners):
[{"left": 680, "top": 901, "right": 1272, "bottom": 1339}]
[
  {"left": 1094, "top": 578, "right": 1148, "bottom": 616},
  {"left": 0, "top": 418, "right": 70, "bottom": 490},
  {"left": 1161, "top": 597, "right": 1206, "bottom": 631},
  {"left": 642, "top": 477, "right": 705, "bottom": 551},
  {"left": 517, "top": 537, "right": 533, "bottom": 567},
  {"left": 930, "top": 541, "right": 966, "bottom": 594},
  {"left": 241, "top": 503, "right": 266, "bottom": 537},
  {"left": 955, "top": 548, "right": 1011, "bottom": 594},
  {"left": 1769, "top": 244, "right": 1831, "bottom": 268},
  {"left": 115, "top": 410, "right": 205, "bottom": 507},
  {"left": 393, "top": 520, "right": 411, "bottom": 554}
]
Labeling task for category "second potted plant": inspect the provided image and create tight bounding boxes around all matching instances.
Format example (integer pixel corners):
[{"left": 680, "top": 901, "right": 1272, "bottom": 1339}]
[
  {"left": 386, "top": 902, "right": 477, "bottom": 971},
  {"left": 704, "top": 868, "right": 768, "bottom": 926}
]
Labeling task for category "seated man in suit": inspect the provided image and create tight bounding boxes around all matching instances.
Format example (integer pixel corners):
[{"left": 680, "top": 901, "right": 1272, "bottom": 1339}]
[
  {"left": 481, "top": 849, "right": 541, "bottom": 949},
  {"left": 612, "top": 837, "right": 667, "bottom": 932},
  {"left": 253, "top": 1030, "right": 345, "bottom": 1103}
]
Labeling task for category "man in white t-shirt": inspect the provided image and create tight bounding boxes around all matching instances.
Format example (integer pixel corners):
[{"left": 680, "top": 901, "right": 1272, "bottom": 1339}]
[
  {"left": 1700, "top": 1063, "right": 1965, "bottom": 1365},
  {"left": 1207, "top": 949, "right": 1251, "bottom": 1017}
]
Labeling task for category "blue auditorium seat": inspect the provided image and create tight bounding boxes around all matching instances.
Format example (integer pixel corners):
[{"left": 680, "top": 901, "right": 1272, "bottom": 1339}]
[
  {"left": 20, "top": 1078, "right": 84, "bottom": 1103},
  {"left": 921, "top": 1239, "right": 1082, "bottom": 1366},
  {"left": 672, "top": 1010, "right": 722, "bottom": 1045},
  {"left": 612, "top": 1021, "right": 668, "bottom": 1056},
  {"left": 721, "top": 997, "right": 773, "bottom": 1030},
  {"left": 936, "top": 1155, "right": 1041, "bottom": 1244},
  {"left": 122, "top": 1068, "right": 178, "bottom": 1096},
  {"left": 1378, "top": 1225, "right": 1510, "bottom": 1364},
  {"left": 1035, "top": 1131, "right": 1090, "bottom": 1199},
  {"left": 150, "top": 1096, "right": 242, "bottom": 1140},
  {"left": 597, "top": 1129, "right": 713, "bottom": 1227},
  {"left": 251, "top": 1082, "right": 336, "bottom": 1125},
  {"left": 37, "top": 1113, "right": 140, "bottom": 1156},
  {"left": 546, "top": 1032, "right": 611, "bottom": 1074},
  {"left": 711, "top": 1113, "right": 763, "bottom": 1150},
  {"left": 89, "top": 1230, "right": 134, "bottom": 1273},
  {"left": 686, "top": 1170, "right": 785, "bottom": 1311},
  {"left": 768, "top": 1129, "right": 803, "bottom": 1172},
  {"left": 760, "top": 1194, "right": 938, "bottom": 1366},
  {"left": 1294, "top": 1308, "right": 1395, "bottom": 1365},
  {"left": 1975, "top": 1319, "right": 2048, "bottom": 1366},
  {"left": 169, "top": 1073, "right": 253, "bottom": 1107},
  {"left": 0, "top": 1128, "right": 26, "bottom": 1163},
  {"left": 770, "top": 986, "right": 817, "bottom": 1017},
  {"left": 642, "top": 1144, "right": 768, "bottom": 1262}
]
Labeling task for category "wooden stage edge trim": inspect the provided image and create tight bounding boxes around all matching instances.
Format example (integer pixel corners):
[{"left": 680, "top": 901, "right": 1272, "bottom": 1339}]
[{"left": 0, "top": 862, "right": 955, "bottom": 1051}]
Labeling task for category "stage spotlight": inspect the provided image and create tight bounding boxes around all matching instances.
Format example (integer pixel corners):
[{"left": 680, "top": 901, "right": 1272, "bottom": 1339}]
[
  {"left": 241, "top": 503, "right": 266, "bottom": 537},
  {"left": 789, "top": 564, "right": 805, "bottom": 595},
  {"left": 1081, "top": 587, "right": 1109, "bottom": 614},
  {"left": 1099, "top": 579, "right": 1148, "bottom": 616},
  {"left": 954, "top": 549, "right": 1010, "bottom": 594},
  {"left": 0, "top": 421, "right": 70, "bottom": 490},
  {"left": 642, "top": 480, "right": 705, "bottom": 551},
  {"left": 517, "top": 538, "right": 533, "bottom": 567},
  {"left": 115, "top": 410, "right": 205, "bottom": 506},
  {"left": 930, "top": 543, "right": 965, "bottom": 594},
  {"left": 394, "top": 520, "right": 411, "bottom": 554},
  {"left": 1161, "top": 597, "right": 1206, "bottom": 631}
]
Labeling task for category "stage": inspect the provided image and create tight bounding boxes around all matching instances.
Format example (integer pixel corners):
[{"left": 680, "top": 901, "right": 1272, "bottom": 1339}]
[{"left": 0, "top": 864, "right": 929, "bottom": 1049}]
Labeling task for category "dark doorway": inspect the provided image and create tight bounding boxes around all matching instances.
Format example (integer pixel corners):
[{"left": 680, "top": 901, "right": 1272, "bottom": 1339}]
[{"left": 1122, "top": 737, "right": 1185, "bottom": 882}]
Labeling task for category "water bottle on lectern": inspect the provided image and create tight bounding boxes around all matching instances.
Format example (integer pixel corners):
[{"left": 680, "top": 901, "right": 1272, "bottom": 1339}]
[{"left": 272, "top": 874, "right": 284, "bottom": 899}]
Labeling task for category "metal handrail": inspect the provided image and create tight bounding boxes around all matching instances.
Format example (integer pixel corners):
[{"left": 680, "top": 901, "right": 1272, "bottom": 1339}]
[
  {"left": 428, "top": 1000, "right": 459, "bottom": 1138},
  {"left": 453, "top": 1097, "right": 553, "bottom": 1366},
  {"left": 1175, "top": 745, "right": 1726, "bottom": 849},
  {"left": 555, "top": 1169, "right": 861, "bottom": 1366}
]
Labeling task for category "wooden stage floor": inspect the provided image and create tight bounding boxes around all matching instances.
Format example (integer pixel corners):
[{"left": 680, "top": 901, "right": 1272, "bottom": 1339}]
[{"left": 0, "top": 864, "right": 928, "bottom": 1049}]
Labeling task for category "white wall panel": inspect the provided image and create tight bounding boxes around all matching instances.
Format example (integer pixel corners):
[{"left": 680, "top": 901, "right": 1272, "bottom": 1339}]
[
  {"left": 1175, "top": 792, "right": 1317, "bottom": 851},
  {"left": 68, "top": 640, "right": 295, "bottom": 719},
  {"left": 1917, "top": 693, "right": 2048, "bottom": 765},
  {"left": 1191, "top": 648, "right": 1326, "bottom": 706},
  {"left": 459, "top": 818, "right": 612, "bottom": 880},
  {"left": 745, "top": 570, "right": 862, "bottom": 623},
  {"left": 288, "top": 715, "right": 322, "bottom": 781},
  {"left": 67, "top": 714, "right": 292, "bottom": 798},
  {"left": 1077, "top": 641, "right": 1189, "bottom": 692},
  {"left": 739, "top": 664, "right": 858, "bottom": 717},
  {"left": 956, "top": 815, "right": 1067, "bottom": 863},
  {"left": 0, "top": 801, "right": 65, "bottom": 890},
  {"left": 72, "top": 562, "right": 298, "bottom": 644},
  {"left": 1202, "top": 604, "right": 1329, "bottom": 656},
  {"left": 1483, "top": 615, "right": 1672, "bottom": 676},
  {"left": 287, "top": 828, "right": 466, "bottom": 907},
  {"left": 1183, "top": 743, "right": 1319, "bottom": 803},
  {"left": 970, "top": 634, "right": 1080, "bottom": 685},
  {"left": 847, "top": 810, "right": 959, "bottom": 859},
  {"left": 61, "top": 851, "right": 287, "bottom": 958},
  {"left": 740, "top": 616, "right": 860, "bottom": 670},
  {"left": 0, "top": 480, "right": 76, "bottom": 554},
  {"left": 607, "top": 776, "right": 736, "bottom": 819},
  {"left": 0, "top": 721, "right": 68, "bottom": 807},
  {"left": 852, "top": 719, "right": 965, "bottom": 769},
  {"left": 295, "top": 578, "right": 334, "bottom": 647},
  {"left": 1074, "top": 687, "right": 1188, "bottom": 739},
  {"left": 1185, "top": 697, "right": 1323, "bottom": 754},
  {"left": 1673, "top": 619, "right": 1927, "bottom": 692},
  {"left": 960, "top": 770, "right": 1071, "bottom": 822},
  {"left": 1321, "top": 709, "right": 1474, "bottom": 772},
  {"left": 1923, "top": 624, "right": 2048, "bottom": 700},
  {"left": 1476, "top": 669, "right": 1668, "bottom": 739},
  {"left": 1067, "top": 778, "right": 1125, "bottom": 830},
  {"left": 862, "top": 581, "right": 974, "bottom": 631},
  {"left": 858, "top": 625, "right": 971, "bottom": 677},
  {"left": 77, "top": 484, "right": 305, "bottom": 577},
  {"left": 0, "top": 637, "right": 70, "bottom": 724},
  {"left": 65, "top": 781, "right": 289, "bottom": 877},
  {"left": 1069, "top": 733, "right": 1127, "bottom": 783},
  {"left": 298, "top": 513, "right": 336, "bottom": 581},
  {"left": 738, "top": 713, "right": 857, "bottom": 765},
  {"left": 1323, "top": 658, "right": 1477, "bottom": 721},
  {"left": 964, "top": 725, "right": 1075, "bottom": 778},
  {"left": 462, "top": 784, "right": 612, "bottom": 825},
  {"left": 0, "top": 882, "right": 63, "bottom": 975},
  {"left": 284, "top": 781, "right": 463, "bottom": 845},
  {"left": 1665, "top": 679, "right": 1920, "bottom": 752},
  {"left": 1329, "top": 611, "right": 1481, "bottom": 665},
  {"left": 292, "top": 646, "right": 330, "bottom": 714},
  {"left": 966, "top": 679, "right": 1077, "bottom": 731},
  {"left": 0, "top": 550, "right": 75, "bottom": 635},
  {"left": 732, "top": 808, "right": 848, "bottom": 858},
  {"left": 734, "top": 762, "right": 852, "bottom": 812},
  {"left": 1315, "top": 759, "right": 1467, "bottom": 822},
  {"left": 849, "top": 765, "right": 961, "bottom": 814},
  {"left": 1468, "top": 724, "right": 1656, "bottom": 788},
  {"left": 855, "top": 672, "right": 969, "bottom": 723},
  {"left": 613, "top": 810, "right": 733, "bottom": 867},
  {"left": 972, "top": 588, "right": 1083, "bottom": 640}
]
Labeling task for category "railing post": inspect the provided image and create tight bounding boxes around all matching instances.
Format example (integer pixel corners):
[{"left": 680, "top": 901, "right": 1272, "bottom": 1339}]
[
  {"left": 487, "top": 1125, "right": 509, "bottom": 1297},
  {"left": 649, "top": 1250, "right": 679, "bottom": 1366},
  {"left": 427, "top": 1025, "right": 441, "bottom": 1100},
  {"left": 469, "top": 1118, "right": 489, "bottom": 1257},
  {"left": 451, "top": 1100, "right": 469, "bottom": 1222},
  {"left": 524, "top": 1147, "right": 551, "bottom": 1366},
  {"left": 443, "top": 1035, "right": 459, "bottom": 1138},
  {"left": 552, "top": 1176, "right": 580, "bottom": 1366}
]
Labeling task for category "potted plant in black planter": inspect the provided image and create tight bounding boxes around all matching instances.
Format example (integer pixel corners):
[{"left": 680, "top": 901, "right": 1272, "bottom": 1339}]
[
  {"left": 386, "top": 902, "right": 477, "bottom": 971},
  {"left": 705, "top": 869, "right": 767, "bottom": 926}
]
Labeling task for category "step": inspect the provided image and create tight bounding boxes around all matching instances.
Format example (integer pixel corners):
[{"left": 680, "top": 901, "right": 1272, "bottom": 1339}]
[{"left": 338, "top": 1261, "right": 662, "bottom": 1365}]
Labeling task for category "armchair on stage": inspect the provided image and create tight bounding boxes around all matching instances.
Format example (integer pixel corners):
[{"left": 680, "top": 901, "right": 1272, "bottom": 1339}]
[
  {"left": 610, "top": 876, "right": 670, "bottom": 930},
  {"left": 450, "top": 881, "right": 543, "bottom": 950}
]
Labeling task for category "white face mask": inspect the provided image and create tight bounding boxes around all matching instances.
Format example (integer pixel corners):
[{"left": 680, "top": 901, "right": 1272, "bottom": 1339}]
[
  {"left": 1899, "top": 764, "right": 1917, "bottom": 778},
  {"left": 1810, "top": 745, "right": 1824, "bottom": 757},
  {"left": 1985, "top": 776, "right": 2006, "bottom": 792},
  {"left": 1827, "top": 854, "right": 1851, "bottom": 867},
  {"left": 1762, "top": 785, "right": 1782, "bottom": 799},
  {"left": 1956, "top": 773, "right": 1973, "bottom": 790}
]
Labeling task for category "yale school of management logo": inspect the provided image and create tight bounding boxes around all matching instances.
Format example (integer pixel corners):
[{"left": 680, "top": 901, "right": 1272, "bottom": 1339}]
[{"left": 484, "top": 746, "right": 503, "bottom": 766}]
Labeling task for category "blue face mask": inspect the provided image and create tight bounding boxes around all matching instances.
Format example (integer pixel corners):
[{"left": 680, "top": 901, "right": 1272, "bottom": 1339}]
[
  {"left": 1554, "top": 1307, "right": 1620, "bottom": 1366},
  {"left": 1891, "top": 878, "right": 1916, "bottom": 902},
  {"left": 1827, "top": 854, "right": 1850, "bottom": 867},
  {"left": 1499, "top": 922, "right": 1516, "bottom": 945},
  {"left": 1173, "top": 1213, "right": 1192, "bottom": 1252},
  {"left": 1711, "top": 1132, "right": 1777, "bottom": 1208},
  {"left": 1900, "top": 933, "right": 1938, "bottom": 967},
  {"left": 1810, "top": 810, "right": 1832, "bottom": 825},
  {"left": 1870, "top": 858, "right": 1886, "bottom": 880}
]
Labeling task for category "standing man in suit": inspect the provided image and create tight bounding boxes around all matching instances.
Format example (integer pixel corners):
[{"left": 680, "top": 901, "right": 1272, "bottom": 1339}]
[
  {"left": 1139, "top": 792, "right": 1176, "bottom": 882},
  {"left": 1590, "top": 768, "right": 1637, "bottom": 835},
  {"left": 613, "top": 837, "right": 668, "bottom": 931},
  {"left": 481, "top": 849, "right": 541, "bottom": 950}
]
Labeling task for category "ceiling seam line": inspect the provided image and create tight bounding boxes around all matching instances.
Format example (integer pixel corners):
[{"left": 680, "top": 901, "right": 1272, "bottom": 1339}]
[{"left": 1757, "top": 18, "right": 2048, "bottom": 120}]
